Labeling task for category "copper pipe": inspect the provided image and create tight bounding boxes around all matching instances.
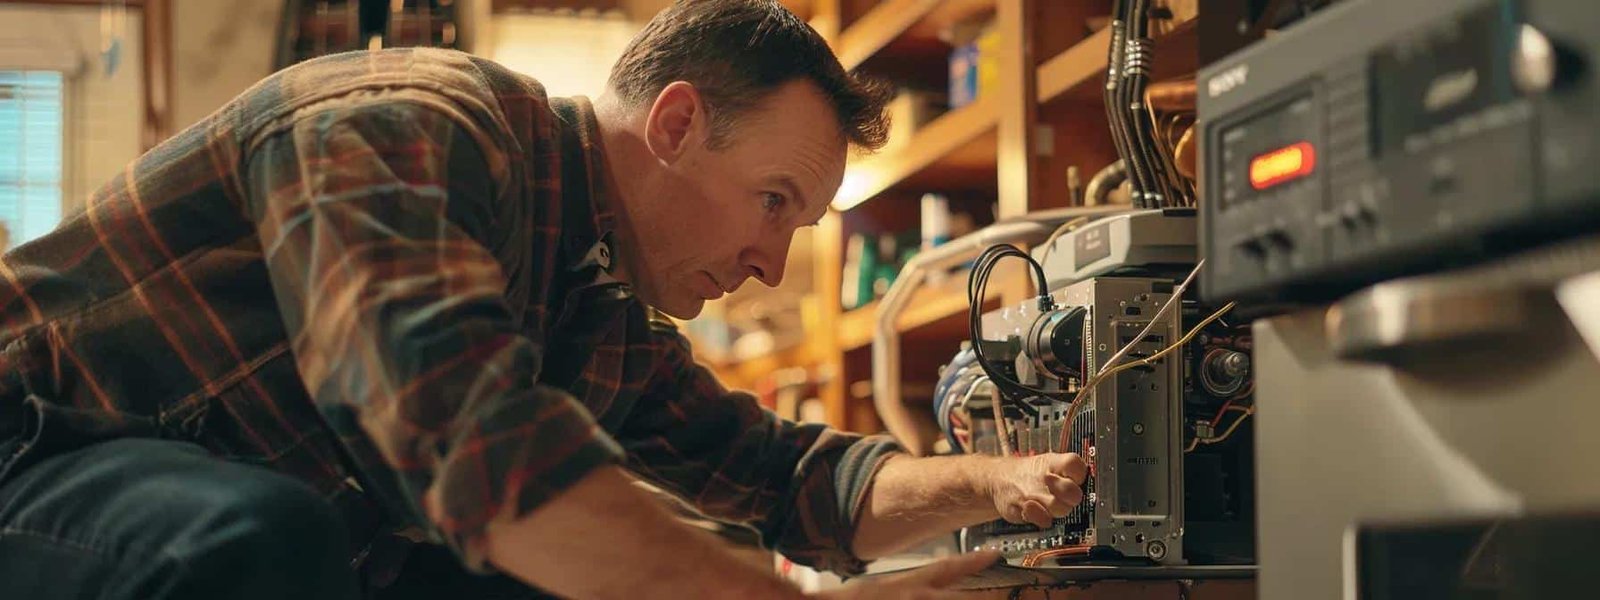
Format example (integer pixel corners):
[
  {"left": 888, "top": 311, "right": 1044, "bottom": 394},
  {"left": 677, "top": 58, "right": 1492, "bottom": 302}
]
[
  {"left": 1174, "top": 124, "right": 1198, "bottom": 180},
  {"left": 1146, "top": 78, "right": 1197, "bottom": 113},
  {"left": 1020, "top": 545, "right": 1093, "bottom": 567}
]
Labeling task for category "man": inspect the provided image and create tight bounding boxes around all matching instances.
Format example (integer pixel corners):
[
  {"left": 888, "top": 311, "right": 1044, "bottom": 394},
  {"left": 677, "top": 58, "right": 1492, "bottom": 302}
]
[{"left": 0, "top": 1, "right": 1087, "bottom": 598}]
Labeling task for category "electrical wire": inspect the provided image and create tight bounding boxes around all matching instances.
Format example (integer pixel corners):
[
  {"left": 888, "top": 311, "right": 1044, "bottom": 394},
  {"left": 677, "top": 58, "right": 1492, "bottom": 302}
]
[
  {"left": 1117, "top": 0, "right": 1157, "bottom": 206},
  {"left": 1064, "top": 299, "right": 1236, "bottom": 433},
  {"left": 989, "top": 380, "right": 1014, "bottom": 457},
  {"left": 967, "top": 245, "right": 1059, "bottom": 408},
  {"left": 1099, "top": 258, "right": 1208, "bottom": 382},
  {"left": 1104, "top": 0, "right": 1142, "bottom": 208},
  {"left": 1036, "top": 216, "right": 1093, "bottom": 266},
  {"left": 1062, "top": 300, "right": 1235, "bottom": 442},
  {"left": 1124, "top": 0, "right": 1190, "bottom": 208},
  {"left": 1056, "top": 269, "right": 1235, "bottom": 451},
  {"left": 1185, "top": 406, "right": 1255, "bottom": 453},
  {"left": 949, "top": 375, "right": 989, "bottom": 454},
  {"left": 1208, "top": 398, "right": 1236, "bottom": 427}
]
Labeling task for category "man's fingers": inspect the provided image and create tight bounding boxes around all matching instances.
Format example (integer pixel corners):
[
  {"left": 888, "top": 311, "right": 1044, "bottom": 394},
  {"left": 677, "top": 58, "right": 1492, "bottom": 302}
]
[
  {"left": 1046, "top": 452, "right": 1089, "bottom": 483},
  {"left": 914, "top": 550, "right": 1002, "bottom": 587},
  {"left": 1021, "top": 500, "right": 1054, "bottom": 529},
  {"left": 1045, "top": 474, "right": 1085, "bottom": 511}
]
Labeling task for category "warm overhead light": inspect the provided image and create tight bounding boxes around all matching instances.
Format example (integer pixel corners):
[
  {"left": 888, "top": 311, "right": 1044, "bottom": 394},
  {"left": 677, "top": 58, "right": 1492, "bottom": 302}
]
[{"left": 830, "top": 170, "right": 872, "bottom": 211}]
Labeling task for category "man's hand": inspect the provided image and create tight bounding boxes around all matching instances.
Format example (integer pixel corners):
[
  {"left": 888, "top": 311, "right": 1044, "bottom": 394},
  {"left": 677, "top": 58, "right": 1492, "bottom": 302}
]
[
  {"left": 985, "top": 453, "right": 1089, "bottom": 529},
  {"left": 816, "top": 551, "right": 1001, "bottom": 599},
  {"left": 853, "top": 452, "right": 1091, "bottom": 559}
]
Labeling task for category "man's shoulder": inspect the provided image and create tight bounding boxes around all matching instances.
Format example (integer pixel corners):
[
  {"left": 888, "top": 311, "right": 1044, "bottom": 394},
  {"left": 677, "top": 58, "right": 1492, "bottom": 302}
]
[
  {"left": 233, "top": 48, "right": 555, "bottom": 144},
  {"left": 275, "top": 47, "right": 545, "bottom": 98}
]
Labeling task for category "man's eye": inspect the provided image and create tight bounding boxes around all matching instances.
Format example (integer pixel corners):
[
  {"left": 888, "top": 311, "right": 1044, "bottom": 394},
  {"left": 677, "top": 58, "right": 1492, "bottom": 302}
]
[{"left": 762, "top": 192, "right": 784, "bottom": 212}]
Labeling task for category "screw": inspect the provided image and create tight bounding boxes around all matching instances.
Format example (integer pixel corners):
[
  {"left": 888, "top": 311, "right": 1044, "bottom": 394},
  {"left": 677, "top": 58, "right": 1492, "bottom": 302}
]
[
  {"left": 1132, "top": 423, "right": 1145, "bottom": 435},
  {"left": 1147, "top": 540, "right": 1168, "bottom": 560}
]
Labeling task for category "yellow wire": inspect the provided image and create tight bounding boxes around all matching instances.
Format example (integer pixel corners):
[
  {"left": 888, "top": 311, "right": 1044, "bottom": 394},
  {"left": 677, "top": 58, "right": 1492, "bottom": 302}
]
[
  {"left": 1185, "top": 406, "right": 1256, "bottom": 453},
  {"left": 1060, "top": 302, "right": 1238, "bottom": 448}
]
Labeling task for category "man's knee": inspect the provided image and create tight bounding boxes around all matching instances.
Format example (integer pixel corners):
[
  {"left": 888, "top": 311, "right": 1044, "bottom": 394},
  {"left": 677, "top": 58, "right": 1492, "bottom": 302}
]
[
  {"left": 144, "top": 450, "right": 354, "bottom": 594},
  {"left": 0, "top": 438, "right": 358, "bottom": 599}
]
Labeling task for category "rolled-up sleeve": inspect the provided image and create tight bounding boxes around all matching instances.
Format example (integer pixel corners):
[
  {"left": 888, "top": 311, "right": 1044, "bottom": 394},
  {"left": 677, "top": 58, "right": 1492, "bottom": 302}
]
[
  {"left": 244, "top": 97, "right": 621, "bottom": 571},
  {"left": 619, "top": 322, "right": 902, "bottom": 575}
]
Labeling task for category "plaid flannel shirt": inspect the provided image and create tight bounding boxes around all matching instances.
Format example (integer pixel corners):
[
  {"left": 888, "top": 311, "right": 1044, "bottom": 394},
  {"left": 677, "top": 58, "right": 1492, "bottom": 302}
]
[{"left": 0, "top": 48, "right": 899, "bottom": 575}]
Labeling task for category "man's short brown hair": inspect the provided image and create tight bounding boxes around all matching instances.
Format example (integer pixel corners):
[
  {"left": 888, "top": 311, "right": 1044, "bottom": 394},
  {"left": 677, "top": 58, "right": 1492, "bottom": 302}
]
[{"left": 607, "top": 0, "right": 891, "bottom": 151}]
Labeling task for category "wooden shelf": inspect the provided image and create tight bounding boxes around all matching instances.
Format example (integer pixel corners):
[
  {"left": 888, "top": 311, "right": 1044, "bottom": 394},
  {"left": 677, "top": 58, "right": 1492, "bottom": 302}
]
[
  {"left": 836, "top": 268, "right": 1004, "bottom": 351},
  {"left": 836, "top": 0, "right": 995, "bottom": 71},
  {"left": 1036, "top": 18, "right": 1200, "bottom": 106},
  {"left": 707, "top": 341, "right": 816, "bottom": 389},
  {"left": 832, "top": 95, "right": 998, "bottom": 211}
]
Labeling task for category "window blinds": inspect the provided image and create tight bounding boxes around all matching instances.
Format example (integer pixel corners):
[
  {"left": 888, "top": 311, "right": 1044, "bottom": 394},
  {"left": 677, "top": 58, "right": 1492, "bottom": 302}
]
[{"left": 0, "top": 70, "right": 64, "bottom": 250}]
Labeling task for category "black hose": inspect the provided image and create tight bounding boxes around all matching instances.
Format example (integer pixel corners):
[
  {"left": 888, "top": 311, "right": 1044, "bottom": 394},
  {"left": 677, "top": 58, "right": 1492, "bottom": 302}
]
[
  {"left": 1118, "top": 0, "right": 1158, "bottom": 207},
  {"left": 1124, "top": 0, "right": 1173, "bottom": 207},
  {"left": 1102, "top": 0, "right": 1138, "bottom": 207}
]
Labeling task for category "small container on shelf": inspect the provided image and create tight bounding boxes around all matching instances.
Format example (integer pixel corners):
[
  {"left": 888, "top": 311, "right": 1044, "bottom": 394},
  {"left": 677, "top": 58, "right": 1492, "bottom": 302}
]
[{"left": 946, "top": 20, "right": 999, "bottom": 109}]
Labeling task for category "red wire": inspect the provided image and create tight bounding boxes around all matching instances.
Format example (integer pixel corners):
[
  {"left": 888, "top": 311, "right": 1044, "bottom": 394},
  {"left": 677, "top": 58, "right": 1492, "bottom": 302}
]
[{"left": 1209, "top": 398, "right": 1235, "bottom": 427}]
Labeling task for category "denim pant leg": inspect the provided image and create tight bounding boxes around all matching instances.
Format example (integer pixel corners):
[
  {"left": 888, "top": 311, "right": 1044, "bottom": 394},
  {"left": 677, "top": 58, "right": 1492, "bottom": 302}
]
[{"left": 0, "top": 438, "right": 360, "bottom": 600}]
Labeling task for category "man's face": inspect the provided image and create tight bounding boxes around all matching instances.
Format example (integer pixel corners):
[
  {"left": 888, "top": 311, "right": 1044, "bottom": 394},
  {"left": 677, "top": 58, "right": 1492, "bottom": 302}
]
[{"left": 620, "top": 80, "right": 846, "bottom": 319}]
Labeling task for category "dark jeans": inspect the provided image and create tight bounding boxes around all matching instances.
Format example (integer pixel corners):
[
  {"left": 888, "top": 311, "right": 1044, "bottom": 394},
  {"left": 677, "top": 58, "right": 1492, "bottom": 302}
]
[
  {"left": 0, "top": 438, "right": 359, "bottom": 599},
  {"left": 0, "top": 438, "right": 546, "bottom": 599}
]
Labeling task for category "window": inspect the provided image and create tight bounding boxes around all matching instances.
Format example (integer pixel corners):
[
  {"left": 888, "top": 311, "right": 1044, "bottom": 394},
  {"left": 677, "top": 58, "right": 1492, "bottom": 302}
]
[
  {"left": 490, "top": 12, "right": 638, "bottom": 99},
  {"left": 0, "top": 70, "right": 65, "bottom": 251}
]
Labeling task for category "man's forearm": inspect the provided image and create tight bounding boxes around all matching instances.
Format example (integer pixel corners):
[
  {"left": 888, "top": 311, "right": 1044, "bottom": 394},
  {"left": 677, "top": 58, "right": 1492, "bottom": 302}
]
[
  {"left": 851, "top": 454, "right": 1001, "bottom": 559},
  {"left": 483, "top": 465, "right": 802, "bottom": 600}
]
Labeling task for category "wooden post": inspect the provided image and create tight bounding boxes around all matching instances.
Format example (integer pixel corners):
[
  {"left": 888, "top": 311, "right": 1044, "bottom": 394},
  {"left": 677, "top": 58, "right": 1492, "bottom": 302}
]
[
  {"left": 141, "top": 0, "right": 173, "bottom": 150},
  {"left": 993, "top": 0, "right": 1037, "bottom": 221},
  {"left": 815, "top": 211, "right": 847, "bottom": 429}
]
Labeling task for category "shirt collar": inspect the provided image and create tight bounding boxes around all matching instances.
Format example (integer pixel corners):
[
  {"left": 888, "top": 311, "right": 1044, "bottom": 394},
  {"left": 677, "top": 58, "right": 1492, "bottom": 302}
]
[{"left": 550, "top": 95, "right": 619, "bottom": 274}]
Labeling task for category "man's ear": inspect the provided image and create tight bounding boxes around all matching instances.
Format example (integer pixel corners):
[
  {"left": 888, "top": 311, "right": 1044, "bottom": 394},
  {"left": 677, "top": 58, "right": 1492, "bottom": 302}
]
[{"left": 644, "top": 81, "right": 707, "bottom": 164}]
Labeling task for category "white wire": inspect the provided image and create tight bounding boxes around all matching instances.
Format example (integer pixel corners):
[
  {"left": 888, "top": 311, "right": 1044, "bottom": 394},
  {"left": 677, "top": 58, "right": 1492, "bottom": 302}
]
[{"left": 1091, "top": 259, "right": 1204, "bottom": 381}]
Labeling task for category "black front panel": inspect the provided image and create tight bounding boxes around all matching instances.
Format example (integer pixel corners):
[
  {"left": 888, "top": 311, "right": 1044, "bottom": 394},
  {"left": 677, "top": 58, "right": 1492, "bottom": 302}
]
[
  {"left": 1205, "top": 86, "right": 1329, "bottom": 301},
  {"left": 1370, "top": 3, "right": 1521, "bottom": 157},
  {"left": 1199, "top": 0, "right": 1600, "bottom": 307}
]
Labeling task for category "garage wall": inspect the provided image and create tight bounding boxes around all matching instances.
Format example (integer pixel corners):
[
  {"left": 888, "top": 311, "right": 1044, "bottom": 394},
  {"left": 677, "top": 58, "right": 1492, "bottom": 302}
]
[
  {"left": 171, "top": 0, "right": 282, "bottom": 131},
  {"left": 0, "top": 4, "right": 144, "bottom": 215}
]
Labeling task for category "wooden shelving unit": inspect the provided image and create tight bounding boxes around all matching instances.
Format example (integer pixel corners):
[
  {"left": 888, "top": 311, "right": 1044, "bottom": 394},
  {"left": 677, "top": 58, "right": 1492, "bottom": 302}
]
[
  {"left": 700, "top": 0, "right": 1202, "bottom": 436},
  {"left": 835, "top": 269, "right": 1001, "bottom": 351},
  {"left": 1037, "top": 18, "right": 1201, "bottom": 105},
  {"left": 707, "top": 342, "right": 816, "bottom": 392},
  {"left": 832, "top": 96, "right": 998, "bottom": 211},
  {"left": 836, "top": 0, "right": 996, "bottom": 71}
]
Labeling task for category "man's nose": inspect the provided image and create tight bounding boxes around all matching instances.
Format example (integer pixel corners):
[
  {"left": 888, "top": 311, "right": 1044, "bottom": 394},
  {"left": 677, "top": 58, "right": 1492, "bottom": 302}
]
[{"left": 742, "top": 228, "right": 794, "bottom": 287}]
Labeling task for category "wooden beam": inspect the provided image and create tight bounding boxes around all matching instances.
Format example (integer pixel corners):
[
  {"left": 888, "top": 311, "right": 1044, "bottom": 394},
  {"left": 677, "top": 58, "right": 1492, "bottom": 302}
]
[
  {"left": 0, "top": 0, "right": 146, "bottom": 6},
  {"left": 994, "top": 0, "right": 1037, "bottom": 219},
  {"left": 141, "top": 0, "right": 172, "bottom": 149}
]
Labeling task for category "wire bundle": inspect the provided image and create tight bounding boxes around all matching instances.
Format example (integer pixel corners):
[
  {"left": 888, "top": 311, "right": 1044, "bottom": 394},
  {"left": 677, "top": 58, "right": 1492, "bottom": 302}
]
[
  {"left": 1106, "top": 0, "right": 1193, "bottom": 208},
  {"left": 966, "top": 244, "right": 1058, "bottom": 406},
  {"left": 932, "top": 348, "right": 983, "bottom": 452}
]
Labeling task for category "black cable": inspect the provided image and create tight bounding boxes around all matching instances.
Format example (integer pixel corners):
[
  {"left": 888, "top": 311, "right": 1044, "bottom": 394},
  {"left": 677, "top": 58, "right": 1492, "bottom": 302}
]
[
  {"left": 1132, "top": 0, "right": 1182, "bottom": 208},
  {"left": 966, "top": 245, "right": 1060, "bottom": 407},
  {"left": 1102, "top": 0, "right": 1139, "bottom": 208},
  {"left": 1121, "top": 0, "right": 1162, "bottom": 207}
]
